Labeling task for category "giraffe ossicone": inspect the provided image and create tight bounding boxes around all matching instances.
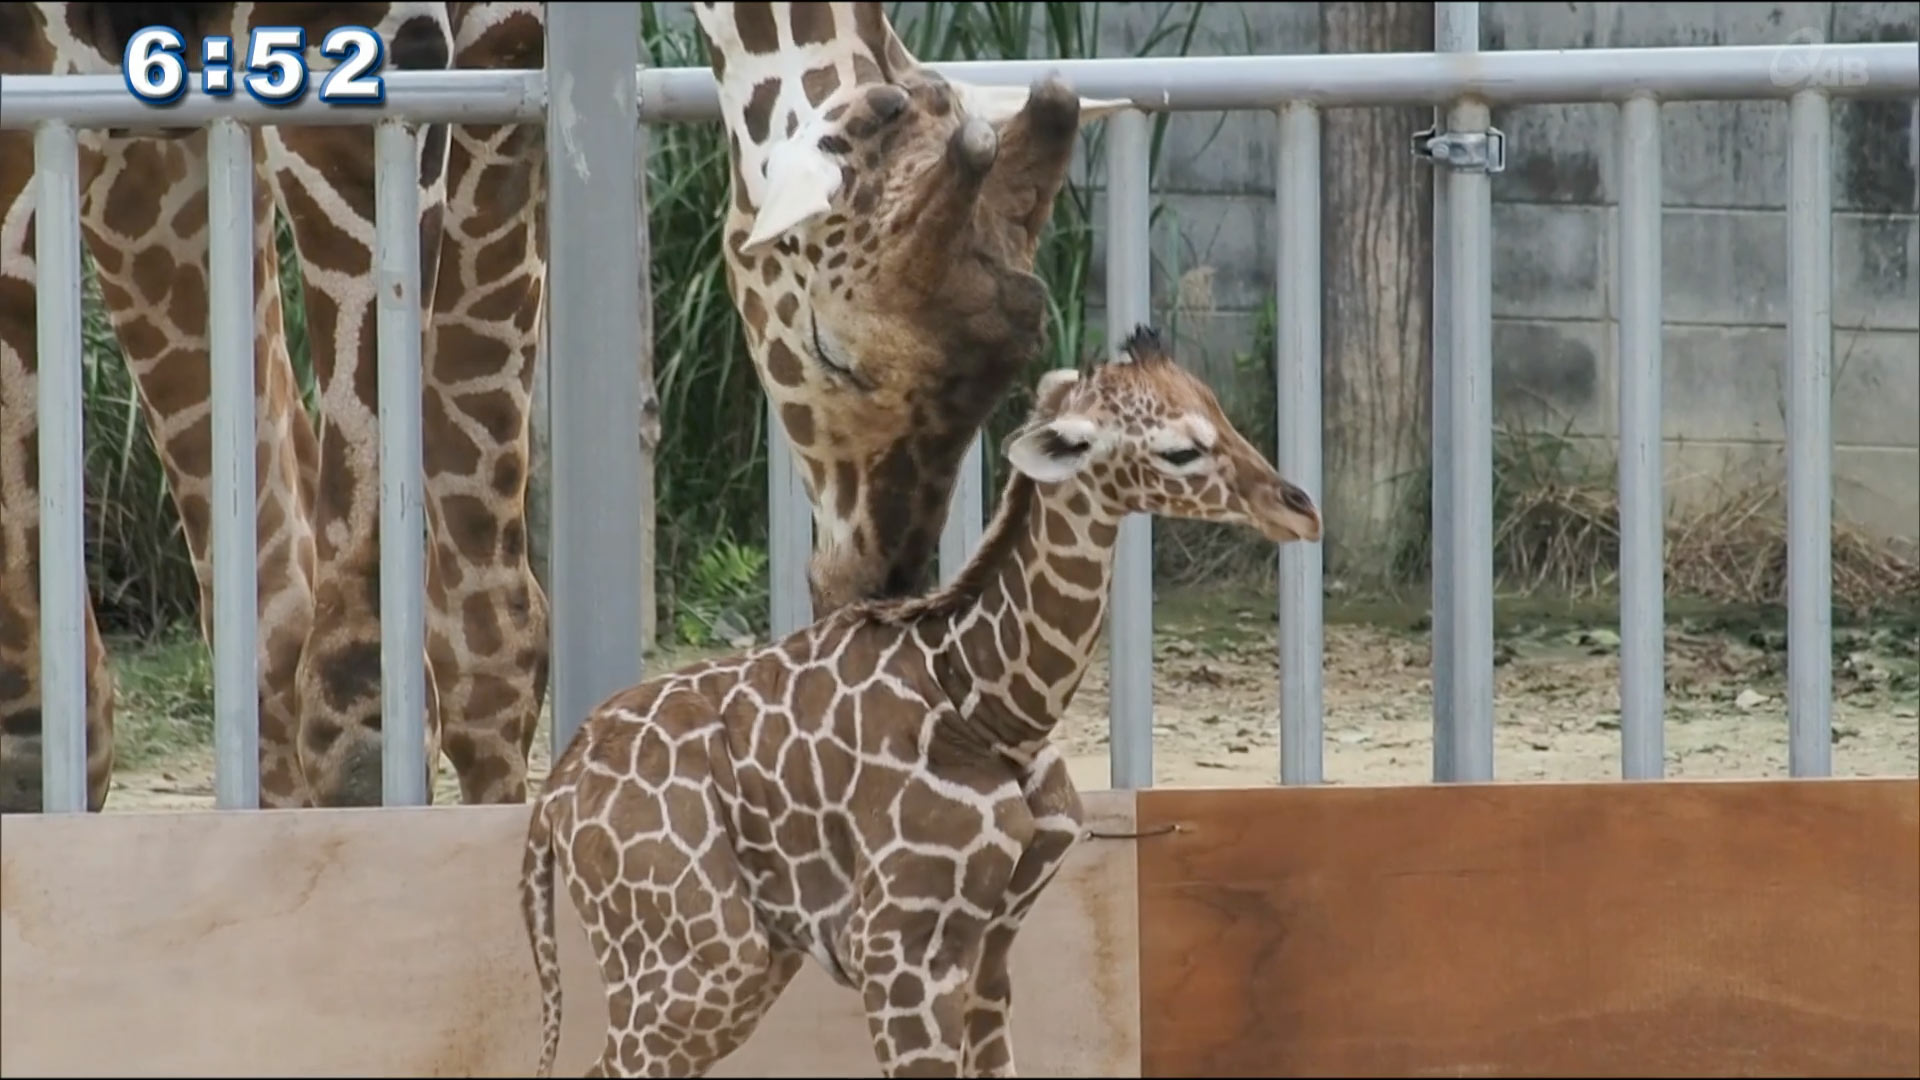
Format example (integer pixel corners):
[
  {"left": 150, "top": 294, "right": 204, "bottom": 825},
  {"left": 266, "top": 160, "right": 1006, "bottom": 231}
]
[{"left": 521, "top": 325, "right": 1322, "bottom": 1078}]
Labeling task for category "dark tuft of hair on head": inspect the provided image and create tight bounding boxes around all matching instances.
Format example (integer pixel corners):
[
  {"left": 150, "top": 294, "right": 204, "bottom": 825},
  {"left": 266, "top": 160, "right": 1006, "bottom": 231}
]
[{"left": 1121, "top": 323, "right": 1170, "bottom": 365}]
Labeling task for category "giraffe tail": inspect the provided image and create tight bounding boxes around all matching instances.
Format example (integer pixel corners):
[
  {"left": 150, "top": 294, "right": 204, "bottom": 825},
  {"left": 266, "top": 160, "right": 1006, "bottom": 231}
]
[{"left": 521, "top": 792, "right": 564, "bottom": 1079}]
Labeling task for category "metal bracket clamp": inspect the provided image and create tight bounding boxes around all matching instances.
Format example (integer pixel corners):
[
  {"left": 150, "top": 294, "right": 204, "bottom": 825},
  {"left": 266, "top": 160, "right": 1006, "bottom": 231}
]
[{"left": 1412, "top": 126, "right": 1508, "bottom": 174}]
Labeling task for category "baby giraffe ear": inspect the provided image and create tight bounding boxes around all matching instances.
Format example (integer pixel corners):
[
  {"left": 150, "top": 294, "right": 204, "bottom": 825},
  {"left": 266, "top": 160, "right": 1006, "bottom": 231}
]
[
  {"left": 1006, "top": 415, "right": 1100, "bottom": 485},
  {"left": 742, "top": 137, "right": 843, "bottom": 254}
]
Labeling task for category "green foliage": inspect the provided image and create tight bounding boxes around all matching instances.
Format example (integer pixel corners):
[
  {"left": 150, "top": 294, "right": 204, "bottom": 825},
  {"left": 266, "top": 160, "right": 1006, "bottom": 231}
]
[
  {"left": 74, "top": 2, "right": 1219, "bottom": 648},
  {"left": 671, "top": 538, "right": 772, "bottom": 648}
]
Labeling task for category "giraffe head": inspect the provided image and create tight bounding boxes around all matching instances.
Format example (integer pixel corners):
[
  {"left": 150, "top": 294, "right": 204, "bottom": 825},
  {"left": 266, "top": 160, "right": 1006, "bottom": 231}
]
[
  {"left": 692, "top": 2, "right": 1133, "bottom": 613},
  {"left": 1002, "top": 326, "right": 1324, "bottom": 545}
]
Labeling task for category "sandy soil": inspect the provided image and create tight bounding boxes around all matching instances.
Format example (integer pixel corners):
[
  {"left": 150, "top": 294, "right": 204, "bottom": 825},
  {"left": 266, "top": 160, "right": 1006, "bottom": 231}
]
[{"left": 101, "top": 596, "right": 1919, "bottom": 813}]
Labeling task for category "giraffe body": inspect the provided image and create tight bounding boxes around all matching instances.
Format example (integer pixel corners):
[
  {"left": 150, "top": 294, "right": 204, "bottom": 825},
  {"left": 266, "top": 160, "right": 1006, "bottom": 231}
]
[
  {"left": 522, "top": 327, "right": 1324, "bottom": 1078},
  {"left": 1, "top": 2, "right": 553, "bottom": 811}
]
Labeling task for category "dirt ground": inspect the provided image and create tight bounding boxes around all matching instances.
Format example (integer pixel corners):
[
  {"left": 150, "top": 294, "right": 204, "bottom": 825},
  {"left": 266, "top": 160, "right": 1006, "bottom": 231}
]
[{"left": 99, "top": 586, "right": 1919, "bottom": 812}]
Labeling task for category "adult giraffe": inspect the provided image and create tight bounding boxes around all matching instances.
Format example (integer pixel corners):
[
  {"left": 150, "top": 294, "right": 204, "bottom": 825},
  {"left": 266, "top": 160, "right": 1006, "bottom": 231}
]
[
  {"left": 689, "top": 1, "right": 1127, "bottom": 612},
  {"left": 0, "top": 1, "right": 1121, "bottom": 814},
  {"left": 1, "top": 1, "right": 551, "bottom": 813}
]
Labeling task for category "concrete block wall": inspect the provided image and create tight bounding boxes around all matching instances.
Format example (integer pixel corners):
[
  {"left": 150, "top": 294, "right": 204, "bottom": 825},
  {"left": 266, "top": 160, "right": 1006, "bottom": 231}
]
[{"left": 647, "top": 2, "right": 1919, "bottom": 543}]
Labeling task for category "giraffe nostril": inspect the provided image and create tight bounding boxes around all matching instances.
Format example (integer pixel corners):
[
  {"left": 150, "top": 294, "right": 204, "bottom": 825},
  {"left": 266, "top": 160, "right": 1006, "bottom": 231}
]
[{"left": 1279, "top": 481, "right": 1317, "bottom": 517}]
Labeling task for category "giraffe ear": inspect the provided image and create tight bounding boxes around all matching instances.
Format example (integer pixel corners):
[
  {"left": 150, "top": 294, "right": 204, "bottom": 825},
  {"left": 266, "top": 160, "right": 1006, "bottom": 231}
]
[
  {"left": 743, "top": 138, "right": 843, "bottom": 254},
  {"left": 954, "top": 82, "right": 1134, "bottom": 127},
  {"left": 1006, "top": 415, "right": 1100, "bottom": 485}
]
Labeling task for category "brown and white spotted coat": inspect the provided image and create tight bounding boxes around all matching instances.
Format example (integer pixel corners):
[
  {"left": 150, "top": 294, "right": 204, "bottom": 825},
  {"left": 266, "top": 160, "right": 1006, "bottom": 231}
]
[
  {"left": 521, "top": 327, "right": 1324, "bottom": 1078},
  {"left": 690, "top": 1, "right": 1131, "bottom": 614},
  {"left": 0, "top": 2, "right": 551, "bottom": 811}
]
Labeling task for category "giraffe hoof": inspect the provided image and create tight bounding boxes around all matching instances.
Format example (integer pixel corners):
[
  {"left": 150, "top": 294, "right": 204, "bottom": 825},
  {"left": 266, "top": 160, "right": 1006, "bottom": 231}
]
[{"left": 951, "top": 117, "right": 999, "bottom": 173}]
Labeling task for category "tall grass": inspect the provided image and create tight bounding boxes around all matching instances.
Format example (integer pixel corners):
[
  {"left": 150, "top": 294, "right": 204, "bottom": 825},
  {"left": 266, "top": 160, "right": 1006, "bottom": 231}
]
[{"left": 73, "top": 2, "right": 1217, "bottom": 647}]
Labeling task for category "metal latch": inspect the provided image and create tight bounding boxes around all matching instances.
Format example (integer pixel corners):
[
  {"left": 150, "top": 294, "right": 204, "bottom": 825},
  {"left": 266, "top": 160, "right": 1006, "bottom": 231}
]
[{"left": 1412, "top": 126, "right": 1507, "bottom": 174}]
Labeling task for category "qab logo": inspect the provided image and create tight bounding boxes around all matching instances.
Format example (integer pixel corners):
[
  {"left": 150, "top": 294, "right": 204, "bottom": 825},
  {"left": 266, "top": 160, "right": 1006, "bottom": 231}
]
[{"left": 1768, "top": 27, "right": 1872, "bottom": 90}]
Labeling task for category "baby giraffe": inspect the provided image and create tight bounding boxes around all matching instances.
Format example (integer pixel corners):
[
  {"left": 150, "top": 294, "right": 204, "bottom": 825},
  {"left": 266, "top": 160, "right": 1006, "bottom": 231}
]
[{"left": 521, "top": 325, "right": 1323, "bottom": 1078}]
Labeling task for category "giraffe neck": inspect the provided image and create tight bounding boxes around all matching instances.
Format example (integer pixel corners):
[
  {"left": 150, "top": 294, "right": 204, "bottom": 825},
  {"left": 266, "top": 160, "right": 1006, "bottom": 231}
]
[
  {"left": 694, "top": 2, "right": 898, "bottom": 212},
  {"left": 900, "top": 470, "right": 1124, "bottom": 757}
]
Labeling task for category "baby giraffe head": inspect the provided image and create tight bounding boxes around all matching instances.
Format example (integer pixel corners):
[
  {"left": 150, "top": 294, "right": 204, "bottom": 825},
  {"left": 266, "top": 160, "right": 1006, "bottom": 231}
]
[{"left": 1002, "top": 326, "right": 1324, "bottom": 545}]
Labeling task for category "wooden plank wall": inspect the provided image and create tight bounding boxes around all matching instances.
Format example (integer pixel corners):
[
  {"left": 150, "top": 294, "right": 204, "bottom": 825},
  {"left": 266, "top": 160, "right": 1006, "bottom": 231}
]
[
  {"left": 0, "top": 794, "right": 1140, "bottom": 1078},
  {"left": 4, "top": 778, "right": 1916, "bottom": 1078},
  {"left": 1135, "top": 778, "right": 1920, "bottom": 1079}
]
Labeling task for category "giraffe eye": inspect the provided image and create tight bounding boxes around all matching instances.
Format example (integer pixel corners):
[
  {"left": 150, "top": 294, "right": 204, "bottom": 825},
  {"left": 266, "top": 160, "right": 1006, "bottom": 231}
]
[
  {"left": 809, "top": 319, "right": 868, "bottom": 389},
  {"left": 1157, "top": 447, "right": 1205, "bottom": 467}
]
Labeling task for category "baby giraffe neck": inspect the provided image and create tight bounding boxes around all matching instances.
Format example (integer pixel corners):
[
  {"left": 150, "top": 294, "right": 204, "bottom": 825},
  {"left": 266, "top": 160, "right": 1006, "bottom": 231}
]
[{"left": 924, "top": 473, "right": 1124, "bottom": 756}]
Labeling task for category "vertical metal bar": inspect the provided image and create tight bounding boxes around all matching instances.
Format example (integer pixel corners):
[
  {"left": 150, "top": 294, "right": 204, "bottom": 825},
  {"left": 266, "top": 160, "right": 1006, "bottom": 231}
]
[
  {"left": 546, "top": 2, "right": 646, "bottom": 756},
  {"left": 1105, "top": 109, "right": 1155, "bottom": 791},
  {"left": 766, "top": 415, "right": 814, "bottom": 637},
  {"left": 1429, "top": 1, "right": 1476, "bottom": 781},
  {"left": 1616, "top": 95, "right": 1666, "bottom": 781},
  {"left": 207, "top": 117, "right": 261, "bottom": 810},
  {"left": 1786, "top": 88, "right": 1834, "bottom": 778},
  {"left": 938, "top": 435, "right": 986, "bottom": 585},
  {"left": 374, "top": 119, "right": 428, "bottom": 807},
  {"left": 1444, "top": 94, "right": 1496, "bottom": 783},
  {"left": 1105, "top": 107, "right": 1159, "bottom": 780},
  {"left": 33, "top": 120, "right": 88, "bottom": 814},
  {"left": 1275, "top": 101, "right": 1324, "bottom": 787}
]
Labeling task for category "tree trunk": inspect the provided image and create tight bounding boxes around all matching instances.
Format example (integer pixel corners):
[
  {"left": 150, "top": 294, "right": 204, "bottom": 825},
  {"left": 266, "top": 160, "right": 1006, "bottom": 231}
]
[{"left": 1318, "top": 1, "right": 1436, "bottom": 583}]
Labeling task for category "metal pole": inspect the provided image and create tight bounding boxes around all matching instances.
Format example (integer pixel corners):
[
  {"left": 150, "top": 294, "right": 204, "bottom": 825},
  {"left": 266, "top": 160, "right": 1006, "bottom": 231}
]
[
  {"left": 547, "top": 3, "right": 646, "bottom": 755},
  {"left": 1429, "top": 0, "right": 1476, "bottom": 781},
  {"left": 1443, "top": 98, "right": 1496, "bottom": 784},
  {"left": 207, "top": 116, "right": 262, "bottom": 809},
  {"left": 939, "top": 435, "right": 987, "bottom": 585},
  {"left": 1275, "top": 100, "right": 1324, "bottom": 787},
  {"left": 628, "top": 43, "right": 1920, "bottom": 122},
  {"left": 1786, "top": 88, "right": 1834, "bottom": 779},
  {"left": 374, "top": 119, "right": 429, "bottom": 807},
  {"left": 1105, "top": 109, "right": 1156, "bottom": 791},
  {"left": 767, "top": 415, "right": 814, "bottom": 637},
  {"left": 1616, "top": 94, "right": 1666, "bottom": 781},
  {"left": 33, "top": 120, "right": 88, "bottom": 814}
]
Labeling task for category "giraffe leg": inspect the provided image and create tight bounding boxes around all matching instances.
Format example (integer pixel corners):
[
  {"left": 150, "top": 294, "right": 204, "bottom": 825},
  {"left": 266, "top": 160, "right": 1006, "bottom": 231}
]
[
  {"left": 856, "top": 885, "right": 996, "bottom": 1077},
  {"left": 0, "top": 119, "right": 118, "bottom": 814},
  {"left": 421, "top": 4, "right": 551, "bottom": 806},
  {"left": 254, "top": 5, "right": 457, "bottom": 806},
  {"left": 963, "top": 751, "right": 1085, "bottom": 1078},
  {"left": 551, "top": 730, "right": 798, "bottom": 1077},
  {"left": 74, "top": 122, "right": 321, "bottom": 810}
]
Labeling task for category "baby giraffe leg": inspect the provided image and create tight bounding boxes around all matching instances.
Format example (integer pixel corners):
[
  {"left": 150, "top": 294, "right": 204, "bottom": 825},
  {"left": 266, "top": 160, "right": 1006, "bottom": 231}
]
[
  {"left": 858, "top": 904, "right": 986, "bottom": 1079},
  {"left": 552, "top": 725, "right": 800, "bottom": 1079},
  {"left": 964, "top": 752, "right": 1085, "bottom": 1078},
  {"left": 580, "top": 919, "right": 801, "bottom": 1078}
]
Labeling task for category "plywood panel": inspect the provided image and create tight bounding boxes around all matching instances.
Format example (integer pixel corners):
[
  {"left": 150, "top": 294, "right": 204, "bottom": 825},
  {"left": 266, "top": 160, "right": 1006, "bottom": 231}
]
[
  {"left": 1134, "top": 777, "right": 1920, "bottom": 1079},
  {"left": 0, "top": 791, "right": 1141, "bottom": 1078}
]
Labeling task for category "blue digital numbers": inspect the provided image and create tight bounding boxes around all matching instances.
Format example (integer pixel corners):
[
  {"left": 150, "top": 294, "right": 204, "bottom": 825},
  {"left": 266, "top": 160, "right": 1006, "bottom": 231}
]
[
  {"left": 123, "top": 24, "right": 389, "bottom": 108},
  {"left": 122, "top": 26, "right": 189, "bottom": 106},
  {"left": 319, "top": 28, "right": 388, "bottom": 105}
]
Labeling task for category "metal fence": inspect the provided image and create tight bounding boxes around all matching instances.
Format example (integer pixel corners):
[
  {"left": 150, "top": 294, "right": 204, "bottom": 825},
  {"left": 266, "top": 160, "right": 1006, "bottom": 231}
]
[{"left": 6, "top": 4, "right": 1914, "bottom": 814}]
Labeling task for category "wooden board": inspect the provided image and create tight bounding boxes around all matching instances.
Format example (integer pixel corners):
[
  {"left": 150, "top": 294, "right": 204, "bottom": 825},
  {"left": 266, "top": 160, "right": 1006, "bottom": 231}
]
[
  {"left": 1134, "top": 777, "right": 1920, "bottom": 1079},
  {"left": 0, "top": 793, "right": 1141, "bottom": 1078}
]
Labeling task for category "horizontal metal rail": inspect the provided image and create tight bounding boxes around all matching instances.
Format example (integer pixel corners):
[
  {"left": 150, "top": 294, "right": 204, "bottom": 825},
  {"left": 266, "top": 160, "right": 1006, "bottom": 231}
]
[
  {"left": 636, "top": 42, "right": 1920, "bottom": 118},
  {"left": 4, "top": 42, "right": 1913, "bottom": 130}
]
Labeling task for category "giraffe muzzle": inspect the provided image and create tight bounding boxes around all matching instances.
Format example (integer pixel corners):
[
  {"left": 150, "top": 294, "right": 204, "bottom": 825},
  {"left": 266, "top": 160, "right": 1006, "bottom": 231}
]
[{"left": 1257, "top": 479, "right": 1324, "bottom": 544}]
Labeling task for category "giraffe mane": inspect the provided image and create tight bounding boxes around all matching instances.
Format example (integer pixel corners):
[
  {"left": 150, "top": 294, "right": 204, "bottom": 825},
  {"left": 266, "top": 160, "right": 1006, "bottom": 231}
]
[{"left": 846, "top": 466, "right": 1040, "bottom": 627}]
